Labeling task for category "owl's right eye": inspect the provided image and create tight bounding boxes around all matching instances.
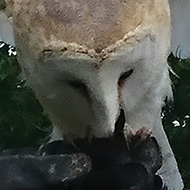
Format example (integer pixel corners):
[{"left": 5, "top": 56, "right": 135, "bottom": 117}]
[{"left": 118, "top": 69, "right": 133, "bottom": 87}]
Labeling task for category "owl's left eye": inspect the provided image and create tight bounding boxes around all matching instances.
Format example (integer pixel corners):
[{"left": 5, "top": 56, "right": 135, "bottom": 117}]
[
  {"left": 67, "top": 80, "right": 86, "bottom": 90},
  {"left": 118, "top": 69, "right": 133, "bottom": 87}
]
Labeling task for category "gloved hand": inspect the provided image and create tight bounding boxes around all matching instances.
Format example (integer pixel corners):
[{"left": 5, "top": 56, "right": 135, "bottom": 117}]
[
  {"left": 0, "top": 149, "right": 91, "bottom": 190},
  {"left": 0, "top": 134, "right": 166, "bottom": 190},
  {"left": 39, "top": 134, "right": 166, "bottom": 190}
]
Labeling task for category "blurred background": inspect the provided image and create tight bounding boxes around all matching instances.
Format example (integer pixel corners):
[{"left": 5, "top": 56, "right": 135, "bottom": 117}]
[{"left": 0, "top": 42, "right": 189, "bottom": 189}]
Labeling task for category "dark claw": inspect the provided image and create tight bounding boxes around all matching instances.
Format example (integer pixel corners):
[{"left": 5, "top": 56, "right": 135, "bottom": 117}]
[{"left": 38, "top": 140, "right": 77, "bottom": 156}]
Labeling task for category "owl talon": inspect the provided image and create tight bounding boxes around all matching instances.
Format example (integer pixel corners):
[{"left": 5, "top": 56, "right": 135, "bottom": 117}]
[{"left": 123, "top": 127, "right": 152, "bottom": 149}]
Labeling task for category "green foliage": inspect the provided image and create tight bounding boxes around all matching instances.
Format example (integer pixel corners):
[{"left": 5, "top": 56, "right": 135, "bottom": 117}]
[
  {"left": 163, "top": 54, "right": 190, "bottom": 189},
  {"left": 0, "top": 43, "right": 51, "bottom": 149}
]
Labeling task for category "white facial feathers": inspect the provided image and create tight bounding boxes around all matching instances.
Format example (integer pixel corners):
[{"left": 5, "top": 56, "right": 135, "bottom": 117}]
[{"left": 20, "top": 33, "right": 171, "bottom": 139}]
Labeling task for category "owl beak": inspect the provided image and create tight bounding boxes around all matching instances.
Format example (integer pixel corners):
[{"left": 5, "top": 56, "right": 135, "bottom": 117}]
[{"left": 114, "top": 109, "right": 126, "bottom": 136}]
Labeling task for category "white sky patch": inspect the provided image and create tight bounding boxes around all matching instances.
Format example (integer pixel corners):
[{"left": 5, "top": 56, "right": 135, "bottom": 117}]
[
  {"left": 172, "top": 120, "right": 180, "bottom": 127},
  {"left": 182, "top": 120, "right": 187, "bottom": 128},
  {"left": 0, "top": 42, "right": 5, "bottom": 48},
  {"left": 8, "top": 46, "right": 17, "bottom": 56}
]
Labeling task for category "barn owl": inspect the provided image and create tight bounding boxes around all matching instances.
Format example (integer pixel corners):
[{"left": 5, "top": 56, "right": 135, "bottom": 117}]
[{"left": 0, "top": 0, "right": 189, "bottom": 189}]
